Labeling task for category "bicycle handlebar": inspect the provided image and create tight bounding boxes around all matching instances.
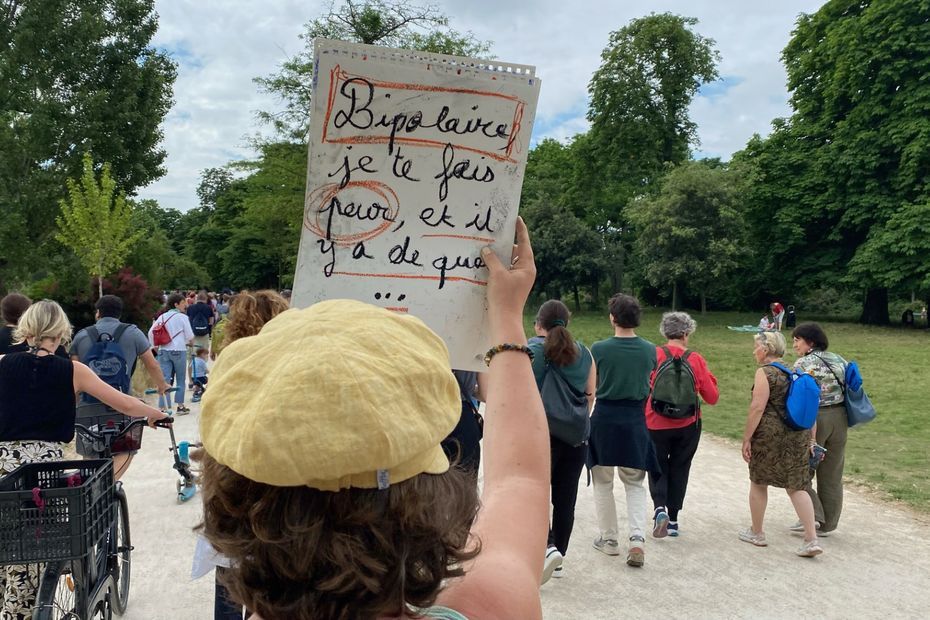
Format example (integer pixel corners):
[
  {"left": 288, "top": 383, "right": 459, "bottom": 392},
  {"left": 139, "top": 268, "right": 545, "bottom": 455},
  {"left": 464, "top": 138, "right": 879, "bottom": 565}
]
[
  {"left": 75, "top": 417, "right": 148, "bottom": 442},
  {"left": 144, "top": 387, "right": 180, "bottom": 395},
  {"left": 75, "top": 416, "right": 174, "bottom": 442}
]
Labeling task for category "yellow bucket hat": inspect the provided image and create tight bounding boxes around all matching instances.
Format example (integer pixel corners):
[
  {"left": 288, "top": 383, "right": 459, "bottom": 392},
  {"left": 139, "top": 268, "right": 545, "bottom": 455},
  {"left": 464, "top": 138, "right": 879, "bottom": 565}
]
[{"left": 199, "top": 299, "right": 461, "bottom": 490}]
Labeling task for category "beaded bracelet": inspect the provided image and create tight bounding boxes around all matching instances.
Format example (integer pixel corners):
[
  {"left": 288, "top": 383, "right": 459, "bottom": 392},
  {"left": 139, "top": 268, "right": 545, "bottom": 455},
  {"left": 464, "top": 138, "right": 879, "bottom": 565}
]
[{"left": 484, "top": 343, "right": 534, "bottom": 367}]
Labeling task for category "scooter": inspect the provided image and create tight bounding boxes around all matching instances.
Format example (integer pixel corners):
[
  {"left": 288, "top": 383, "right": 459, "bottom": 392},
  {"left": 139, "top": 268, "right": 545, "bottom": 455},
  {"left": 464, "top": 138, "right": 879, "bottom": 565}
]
[{"left": 146, "top": 387, "right": 200, "bottom": 503}]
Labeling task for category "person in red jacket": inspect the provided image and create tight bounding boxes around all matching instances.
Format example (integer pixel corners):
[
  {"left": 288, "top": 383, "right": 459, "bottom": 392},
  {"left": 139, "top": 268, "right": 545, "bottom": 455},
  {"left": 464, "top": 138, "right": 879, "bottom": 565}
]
[
  {"left": 646, "top": 311, "right": 719, "bottom": 538},
  {"left": 771, "top": 301, "right": 785, "bottom": 330}
]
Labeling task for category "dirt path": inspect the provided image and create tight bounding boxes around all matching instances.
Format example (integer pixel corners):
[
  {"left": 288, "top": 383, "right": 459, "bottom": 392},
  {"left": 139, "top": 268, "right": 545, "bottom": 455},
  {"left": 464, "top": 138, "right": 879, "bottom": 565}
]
[{"left": 119, "top": 403, "right": 929, "bottom": 619}]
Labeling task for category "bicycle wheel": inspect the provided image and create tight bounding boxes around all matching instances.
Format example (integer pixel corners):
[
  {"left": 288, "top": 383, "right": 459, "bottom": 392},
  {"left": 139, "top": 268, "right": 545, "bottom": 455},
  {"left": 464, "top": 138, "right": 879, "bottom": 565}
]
[
  {"left": 34, "top": 560, "right": 81, "bottom": 620},
  {"left": 111, "top": 487, "right": 132, "bottom": 615}
]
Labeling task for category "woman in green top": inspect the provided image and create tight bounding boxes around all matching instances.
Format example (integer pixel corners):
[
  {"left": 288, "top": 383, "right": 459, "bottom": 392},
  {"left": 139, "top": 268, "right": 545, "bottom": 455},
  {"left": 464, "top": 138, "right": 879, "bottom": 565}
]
[
  {"left": 528, "top": 300, "right": 596, "bottom": 583},
  {"left": 791, "top": 322, "right": 848, "bottom": 535},
  {"left": 587, "top": 294, "right": 659, "bottom": 568}
]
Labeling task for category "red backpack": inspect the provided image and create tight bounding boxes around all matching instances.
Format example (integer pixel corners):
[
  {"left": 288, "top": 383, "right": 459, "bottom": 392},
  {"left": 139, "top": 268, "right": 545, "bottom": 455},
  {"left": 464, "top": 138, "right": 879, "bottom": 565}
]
[{"left": 152, "top": 312, "right": 176, "bottom": 347}]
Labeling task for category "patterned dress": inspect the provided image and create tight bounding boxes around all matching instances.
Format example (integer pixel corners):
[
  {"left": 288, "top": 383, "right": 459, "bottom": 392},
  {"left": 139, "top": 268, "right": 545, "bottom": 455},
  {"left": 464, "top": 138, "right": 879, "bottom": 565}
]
[
  {"left": 0, "top": 440, "right": 64, "bottom": 620},
  {"left": 748, "top": 365, "right": 812, "bottom": 490}
]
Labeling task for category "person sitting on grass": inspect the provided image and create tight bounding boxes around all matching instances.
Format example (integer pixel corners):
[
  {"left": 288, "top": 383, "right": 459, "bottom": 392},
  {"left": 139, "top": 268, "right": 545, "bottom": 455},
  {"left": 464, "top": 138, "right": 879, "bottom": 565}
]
[
  {"left": 758, "top": 314, "right": 774, "bottom": 331},
  {"left": 191, "top": 347, "right": 209, "bottom": 403},
  {"left": 197, "top": 220, "right": 550, "bottom": 620}
]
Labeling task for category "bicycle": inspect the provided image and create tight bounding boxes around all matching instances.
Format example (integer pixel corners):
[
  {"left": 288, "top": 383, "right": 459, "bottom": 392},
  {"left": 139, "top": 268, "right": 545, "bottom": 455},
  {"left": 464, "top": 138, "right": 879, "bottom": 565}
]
[
  {"left": 0, "top": 406, "right": 172, "bottom": 619},
  {"left": 146, "top": 387, "right": 199, "bottom": 503}
]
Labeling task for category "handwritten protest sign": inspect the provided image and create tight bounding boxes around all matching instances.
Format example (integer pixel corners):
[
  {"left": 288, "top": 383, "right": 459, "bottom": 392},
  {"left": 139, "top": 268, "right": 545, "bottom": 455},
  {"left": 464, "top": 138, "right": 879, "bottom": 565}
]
[{"left": 292, "top": 39, "right": 541, "bottom": 371}]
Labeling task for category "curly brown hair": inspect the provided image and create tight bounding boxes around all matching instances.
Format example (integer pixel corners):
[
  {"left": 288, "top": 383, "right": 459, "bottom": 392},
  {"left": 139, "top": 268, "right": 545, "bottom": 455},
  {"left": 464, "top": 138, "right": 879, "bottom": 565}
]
[
  {"left": 198, "top": 453, "right": 481, "bottom": 620},
  {"left": 223, "top": 289, "right": 289, "bottom": 343}
]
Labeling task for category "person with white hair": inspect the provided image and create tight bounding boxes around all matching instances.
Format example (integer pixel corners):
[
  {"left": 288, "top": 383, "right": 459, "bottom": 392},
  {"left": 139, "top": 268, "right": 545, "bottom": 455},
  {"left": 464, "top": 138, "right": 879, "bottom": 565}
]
[
  {"left": 645, "top": 311, "right": 719, "bottom": 538},
  {"left": 738, "top": 331, "right": 821, "bottom": 557}
]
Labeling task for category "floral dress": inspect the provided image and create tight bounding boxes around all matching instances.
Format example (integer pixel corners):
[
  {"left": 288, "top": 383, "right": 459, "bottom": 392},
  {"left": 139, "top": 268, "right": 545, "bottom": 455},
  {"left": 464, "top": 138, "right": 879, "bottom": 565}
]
[{"left": 748, "top": 365, "right": 812, "bottom": 490}]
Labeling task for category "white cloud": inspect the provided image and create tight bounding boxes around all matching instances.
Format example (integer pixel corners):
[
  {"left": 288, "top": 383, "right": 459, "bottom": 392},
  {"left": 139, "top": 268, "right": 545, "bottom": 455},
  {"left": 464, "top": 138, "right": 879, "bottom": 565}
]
[{"left": 137, "top": 0, "right": 825, "bottom": 211}]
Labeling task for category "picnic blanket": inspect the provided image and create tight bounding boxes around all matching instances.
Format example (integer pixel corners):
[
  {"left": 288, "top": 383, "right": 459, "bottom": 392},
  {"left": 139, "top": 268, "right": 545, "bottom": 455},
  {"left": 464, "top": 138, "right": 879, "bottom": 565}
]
[{"left": 727, "top": 325, "right": 765, "bottom": 332}]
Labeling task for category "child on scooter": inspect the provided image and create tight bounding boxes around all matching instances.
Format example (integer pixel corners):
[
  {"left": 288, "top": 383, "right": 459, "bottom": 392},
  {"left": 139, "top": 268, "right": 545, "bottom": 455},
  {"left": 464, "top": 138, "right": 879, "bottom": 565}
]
[{"left": 191, "top": 347, "right": 209, "bottom": 402}]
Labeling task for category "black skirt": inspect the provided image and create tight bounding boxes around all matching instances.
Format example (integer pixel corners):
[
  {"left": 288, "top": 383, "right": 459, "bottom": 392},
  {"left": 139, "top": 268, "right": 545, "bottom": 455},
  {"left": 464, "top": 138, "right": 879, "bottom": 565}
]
[{"left": 587, "top": 399, "right": 660, "bottom": 473}]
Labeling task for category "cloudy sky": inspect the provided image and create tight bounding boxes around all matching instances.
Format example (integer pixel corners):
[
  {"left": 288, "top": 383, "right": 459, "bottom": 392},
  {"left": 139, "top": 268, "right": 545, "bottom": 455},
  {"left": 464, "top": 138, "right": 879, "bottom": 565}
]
[{"left": 140, "top": 0, "right": 825, "bottom": 212}]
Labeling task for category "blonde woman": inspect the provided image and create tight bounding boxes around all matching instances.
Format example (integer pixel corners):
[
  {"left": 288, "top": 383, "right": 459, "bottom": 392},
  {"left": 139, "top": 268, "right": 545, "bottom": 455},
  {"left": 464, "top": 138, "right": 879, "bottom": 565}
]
[
  {"left": 739, "top": 331, "right": 822, "bottom": 557},
  {"left": 0, "top": 300, "right": 168, "bottom": 618}
]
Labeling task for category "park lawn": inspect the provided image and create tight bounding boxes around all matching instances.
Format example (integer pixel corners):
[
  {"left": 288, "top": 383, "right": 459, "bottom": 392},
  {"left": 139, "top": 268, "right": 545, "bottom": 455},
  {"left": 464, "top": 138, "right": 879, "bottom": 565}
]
[{"left": 524, "top": 309, "right": 930, "bottom": 513}]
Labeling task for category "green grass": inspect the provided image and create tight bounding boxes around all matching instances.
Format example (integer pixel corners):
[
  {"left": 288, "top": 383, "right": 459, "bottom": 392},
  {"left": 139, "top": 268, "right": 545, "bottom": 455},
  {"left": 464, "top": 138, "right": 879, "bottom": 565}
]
[{"left": 525, "top": 309, "right": 930, "bottom": 512}]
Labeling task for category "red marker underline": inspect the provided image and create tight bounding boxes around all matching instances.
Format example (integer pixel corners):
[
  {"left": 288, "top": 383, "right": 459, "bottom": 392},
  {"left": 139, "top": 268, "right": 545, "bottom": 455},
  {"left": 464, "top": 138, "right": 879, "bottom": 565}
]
[
  {"left": 331, "top": 271, "right": 488, "bottom": 286},
  {"left": 421, "top": 234, "right": 496, "bottom": 243}
]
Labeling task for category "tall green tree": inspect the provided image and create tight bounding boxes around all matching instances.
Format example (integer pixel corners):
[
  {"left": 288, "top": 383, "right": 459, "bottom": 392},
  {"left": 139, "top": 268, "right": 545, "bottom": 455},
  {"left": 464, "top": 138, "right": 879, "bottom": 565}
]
[
  {"left": 584, "top": 13, "right": 720, "bottom": 289},
  {"left": 522, "top": 200, "right": 606, "bottom": 309},
  {"left": 56, "top": 153, "right": 140, "bottom": 298},
  {"left": 0, "top": 0, "right": 176, "bottom": 290},
  {"left": 628, "top": 161, "right": 750, "bottom": 312},
  {"left": 520, "top": 138, "right": 609, "bottom": 306},
  {"left": 741, "top": 0, "right": 930, "bottom": 324},
  {"left": 255, "top": 0, "right": 491, "bottom": 140}
]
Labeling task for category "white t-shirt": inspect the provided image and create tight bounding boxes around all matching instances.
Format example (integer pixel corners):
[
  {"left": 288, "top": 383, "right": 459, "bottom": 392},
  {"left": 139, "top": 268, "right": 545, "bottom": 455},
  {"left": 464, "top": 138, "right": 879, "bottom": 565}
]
[{"left": 148, "top": 310, "right": 194, "bottom": 351}]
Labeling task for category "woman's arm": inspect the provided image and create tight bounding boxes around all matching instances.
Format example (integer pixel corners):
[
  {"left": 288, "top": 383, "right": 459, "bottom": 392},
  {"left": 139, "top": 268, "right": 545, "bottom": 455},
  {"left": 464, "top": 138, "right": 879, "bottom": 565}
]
[
  {"left": 73, "top": 362, "right": 168, "bottom": 426},
  {"left": 741, "top": 368, "right": 770, "bottom": 463},
  {"left": 438, "top": 218, "right": 547, "bottom": 620},
  {"left": 696, "top": 354, "right": 720, "bottom": 405}
]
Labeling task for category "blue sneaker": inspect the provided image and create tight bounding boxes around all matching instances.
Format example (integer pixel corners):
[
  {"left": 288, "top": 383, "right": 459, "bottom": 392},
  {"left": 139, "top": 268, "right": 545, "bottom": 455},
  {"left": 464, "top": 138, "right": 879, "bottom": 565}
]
[
  {"left": 668, "top": 522, "right": 680, "bottom": 537},
  {"left": 652, "top": 507, "right": 669, "bottom": 538}
]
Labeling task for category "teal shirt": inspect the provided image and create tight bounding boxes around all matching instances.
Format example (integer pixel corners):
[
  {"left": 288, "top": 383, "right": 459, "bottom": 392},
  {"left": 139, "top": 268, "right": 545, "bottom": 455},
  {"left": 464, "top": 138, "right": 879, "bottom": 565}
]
[
  {"left": 528, "top": 337, "right": 593, "bottom": 392},
  {"left": 590, "top": 336, "right": 657, "bottom": 401},
  {"left": 419, "top": 606, "right": 468, "bottom": 620}
]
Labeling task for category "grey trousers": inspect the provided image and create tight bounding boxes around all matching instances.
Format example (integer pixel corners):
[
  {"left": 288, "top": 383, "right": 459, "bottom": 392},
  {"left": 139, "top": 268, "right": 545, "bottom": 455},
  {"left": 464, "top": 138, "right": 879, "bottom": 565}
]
[{"left": 805, "top": 404, "right": 848, "bottom": 531}]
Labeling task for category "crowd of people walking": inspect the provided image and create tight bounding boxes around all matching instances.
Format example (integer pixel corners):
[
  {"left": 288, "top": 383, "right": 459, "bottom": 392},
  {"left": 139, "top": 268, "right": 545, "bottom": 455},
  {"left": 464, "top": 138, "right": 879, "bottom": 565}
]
[{"left": 1, "top": 222, "right": 862, "bottom": 619}]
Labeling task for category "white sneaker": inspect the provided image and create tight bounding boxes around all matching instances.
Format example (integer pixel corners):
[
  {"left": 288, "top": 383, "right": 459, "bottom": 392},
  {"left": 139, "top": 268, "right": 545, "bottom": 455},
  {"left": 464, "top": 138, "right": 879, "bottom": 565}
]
[
  {"left": 552, "top": 565, "right": 564, "bottom": 578},
  {"left": 797, "top": 539, "right": 824, "bottom": 557},
  {"left": 738, "top": 528, "right": 767, "bottom": 547},
  {"left": 541, "top": 546, "right": 563, "bottom": 584}
]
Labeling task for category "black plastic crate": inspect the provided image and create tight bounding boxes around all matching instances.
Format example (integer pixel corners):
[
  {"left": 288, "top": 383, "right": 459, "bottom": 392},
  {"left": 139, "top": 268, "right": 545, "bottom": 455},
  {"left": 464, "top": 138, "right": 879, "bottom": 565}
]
[
  {"left": 75, "top": 412, "right": 144, "bottom": 458},
  {"left": 0, "top": 459, "right": 113, "bottom": 565}
]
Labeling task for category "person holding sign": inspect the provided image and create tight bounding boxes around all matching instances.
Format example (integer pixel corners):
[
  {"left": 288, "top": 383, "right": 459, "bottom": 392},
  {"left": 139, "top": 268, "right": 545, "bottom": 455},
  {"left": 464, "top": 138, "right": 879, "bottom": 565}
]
[{"left": 197, "top": 220, "right": 549, "bottom": 620}]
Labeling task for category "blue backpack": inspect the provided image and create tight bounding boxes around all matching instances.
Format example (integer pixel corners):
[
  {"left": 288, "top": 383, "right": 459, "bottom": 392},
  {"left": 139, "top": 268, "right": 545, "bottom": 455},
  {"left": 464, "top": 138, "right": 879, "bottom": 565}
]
[
  {"left": 81, "top": 324, "right": 132, "bottom": 403},
  {"left": 817, "top": 357, "right": 877, "bottom": 428},
  {"left": 768, "top": 362, "right": 820, "bottom": 430}
]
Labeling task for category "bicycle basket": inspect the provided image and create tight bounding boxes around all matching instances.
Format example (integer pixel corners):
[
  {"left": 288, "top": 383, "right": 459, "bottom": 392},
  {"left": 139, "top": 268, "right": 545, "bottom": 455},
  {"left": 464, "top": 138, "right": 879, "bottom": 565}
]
[
  {"left": 0, "top": 459, "right": 114, "bottom": 565},
  {"left": 75, "top": 412, "right": 144, "bottom": 458}
]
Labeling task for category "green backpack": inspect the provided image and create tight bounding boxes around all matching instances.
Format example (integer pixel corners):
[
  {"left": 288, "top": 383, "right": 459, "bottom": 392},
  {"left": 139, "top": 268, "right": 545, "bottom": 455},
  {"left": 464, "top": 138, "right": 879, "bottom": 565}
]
[{"left": 650, "top": 346, "right": 699, "bottom": 419}]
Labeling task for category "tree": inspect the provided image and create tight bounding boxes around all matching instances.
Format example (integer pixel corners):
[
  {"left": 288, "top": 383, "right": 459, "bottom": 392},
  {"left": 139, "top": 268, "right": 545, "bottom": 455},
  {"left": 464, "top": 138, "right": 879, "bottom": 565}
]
[
  {"left": 0, "top": 0, "right": 176, "bottom": 289},
  {"left": 522, "top": 200, "right": 605, "bottom": 309},
  {"left": 221, "top": 142, "right": 308, "bottom": 289},
  {"left": 583, "top": 13, "right": 720, "bottom": 289},
  {"left": 127, "top": 199, "right": 208, "bottom": 289},
  {"left": 520, "top": 138, "right": 610, "bottom": 306},
  {"left": 56, "top": 153, "right": 140, "bottom": 298},
  {"left": 255, "top": 0, "right": 491, "bottom": 140},
  {"left": 742, "top": 0, "right": 930, "bottom": 324},
  {"left": 628, "top": 161, "right": 750, "bottom": 312}
]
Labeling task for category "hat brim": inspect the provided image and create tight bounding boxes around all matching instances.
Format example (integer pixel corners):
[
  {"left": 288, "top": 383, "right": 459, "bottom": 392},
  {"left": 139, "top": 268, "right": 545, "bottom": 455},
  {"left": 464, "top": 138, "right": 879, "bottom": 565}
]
[{"left": 295, "top": 443, "right": 451, "bottom": 492}]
